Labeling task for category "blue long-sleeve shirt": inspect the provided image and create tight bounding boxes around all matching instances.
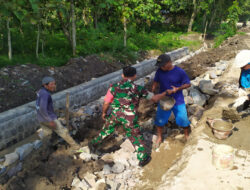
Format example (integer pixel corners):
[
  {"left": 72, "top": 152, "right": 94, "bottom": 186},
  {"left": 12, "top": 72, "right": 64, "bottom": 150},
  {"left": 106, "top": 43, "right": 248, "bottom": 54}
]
[
  {"left": 240, "top": 69, "right": 250, "bottom": 89},
  {"left": 36, "top": 87, "right": 57, "bottom": 123}
]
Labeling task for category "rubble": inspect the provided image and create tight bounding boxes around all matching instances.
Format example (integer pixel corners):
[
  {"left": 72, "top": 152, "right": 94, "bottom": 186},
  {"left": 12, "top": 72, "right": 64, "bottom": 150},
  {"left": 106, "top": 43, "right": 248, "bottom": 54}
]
[{"left": 2, "top": 32, "right": 250, "bottom": 189}]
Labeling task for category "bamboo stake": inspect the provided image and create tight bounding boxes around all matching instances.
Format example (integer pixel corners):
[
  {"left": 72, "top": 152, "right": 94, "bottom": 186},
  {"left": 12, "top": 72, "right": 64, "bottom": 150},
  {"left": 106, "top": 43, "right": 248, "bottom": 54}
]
[{"left": 66, "top": 92, "right": 70, "bottom": 130}]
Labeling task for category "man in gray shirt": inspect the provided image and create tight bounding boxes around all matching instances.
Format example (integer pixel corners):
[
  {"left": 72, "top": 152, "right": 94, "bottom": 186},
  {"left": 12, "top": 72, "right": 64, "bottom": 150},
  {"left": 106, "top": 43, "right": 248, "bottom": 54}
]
[{"left": 36, "top": 76, "right": 79, "bottom": 149}]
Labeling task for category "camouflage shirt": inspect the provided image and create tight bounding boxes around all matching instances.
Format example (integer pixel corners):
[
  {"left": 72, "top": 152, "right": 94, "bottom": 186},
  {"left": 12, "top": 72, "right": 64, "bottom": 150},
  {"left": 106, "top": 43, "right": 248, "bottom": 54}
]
[{"left": 109, "top": 79, "right": 150, "bottom": 115}]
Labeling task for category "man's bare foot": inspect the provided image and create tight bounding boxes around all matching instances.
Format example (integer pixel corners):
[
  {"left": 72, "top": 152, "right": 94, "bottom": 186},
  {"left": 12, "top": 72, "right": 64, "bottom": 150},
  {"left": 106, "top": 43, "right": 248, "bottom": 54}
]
[
  {"left": 183, "top": 126, "right": 191, "bottom": 141},
  {"left": 153, "top": 138, "right": 162, "bottom": 150},
  {"left": 156, "top": 126, "right": 163, "bottom": 148}
]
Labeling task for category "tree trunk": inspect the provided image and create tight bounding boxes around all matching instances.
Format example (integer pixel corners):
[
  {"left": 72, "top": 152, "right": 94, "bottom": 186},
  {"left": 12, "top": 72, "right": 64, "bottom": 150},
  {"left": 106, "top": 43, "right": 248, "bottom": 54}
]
[
  {"left": 202, "top": 13, "right": 207, "bottom": 29},
  {"left": 187, "top": 0, "right": 197, "bottom": 32},
  {"left": 7, "top": 17, "right": 12, "bottom": 60},
  {"left": 243, "top": 21, "right": 247, "bottom": 27},
  {"left": 123, "top": 16, "right": 127, "bottom": 47},
  {"left": 36, "top": 24, "right": 40, "bottom": 58},
  {"left": 203, "top": 20, "right": 208, "bottom": 42},
  {"left": 66, "top": 92, "right": 70, "bottom": 130},
  {"left": 208, "top": 1, "right": 218, "bottom": 29},
  {"left": 94, "top": 11, "right": 98, "bottom": 28},
  {"left": 57, "top": 10, "right": 72, "bottom": 46},
  {"left": 41, "top": 39, "right": 45, "bottom": 57},
  {"left": 71, "top": 0, "right": 76, "bottom": 56}
]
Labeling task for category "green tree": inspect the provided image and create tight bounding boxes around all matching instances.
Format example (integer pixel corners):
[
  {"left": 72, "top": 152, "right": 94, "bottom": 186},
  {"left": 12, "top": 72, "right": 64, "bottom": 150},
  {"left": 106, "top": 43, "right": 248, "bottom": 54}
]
[
  {"left": 109, "top": 0, "right": 162, "bottom": 47},
  {"left": 0, "top": 0, "right": 15, "bottom": 60},
  {"left": 239, "top": 0, "right": 250, "bottom": 26},
  {"left": 227, "top": 0, "right": 241, "bottom": 33}
]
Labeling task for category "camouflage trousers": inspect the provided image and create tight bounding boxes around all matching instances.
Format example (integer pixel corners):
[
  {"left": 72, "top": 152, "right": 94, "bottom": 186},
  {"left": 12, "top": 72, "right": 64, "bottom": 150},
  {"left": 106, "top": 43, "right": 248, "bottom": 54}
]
[{"left": 91, "top": 111, "right": 148, "bottom": 161}]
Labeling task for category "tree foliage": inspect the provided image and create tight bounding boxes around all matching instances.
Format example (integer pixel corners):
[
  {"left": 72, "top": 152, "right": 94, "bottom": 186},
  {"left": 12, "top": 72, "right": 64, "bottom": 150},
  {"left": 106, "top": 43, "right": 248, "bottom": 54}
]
[{"left": 0, "top": 0, "right": 249, "bottom": 63}]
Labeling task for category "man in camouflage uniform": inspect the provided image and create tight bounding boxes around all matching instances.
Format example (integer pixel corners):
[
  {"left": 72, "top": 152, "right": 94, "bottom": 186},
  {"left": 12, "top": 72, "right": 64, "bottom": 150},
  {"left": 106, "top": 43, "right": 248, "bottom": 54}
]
[{"left": 90, "top": 66, "right": 167, "bottom": 167}]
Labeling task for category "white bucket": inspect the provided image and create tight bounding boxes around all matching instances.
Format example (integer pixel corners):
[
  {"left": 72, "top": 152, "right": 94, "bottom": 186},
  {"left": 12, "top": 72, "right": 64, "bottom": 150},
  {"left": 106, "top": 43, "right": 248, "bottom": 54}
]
[{"left": 212, "top": 144, "right": 234, "bottom": 170}]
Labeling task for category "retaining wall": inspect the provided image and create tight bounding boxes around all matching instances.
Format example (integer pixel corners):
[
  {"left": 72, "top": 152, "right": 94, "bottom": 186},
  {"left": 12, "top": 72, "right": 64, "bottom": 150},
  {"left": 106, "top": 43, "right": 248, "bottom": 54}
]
[{"left": 0, "top": 47, "right": 189, "bottom": 150}]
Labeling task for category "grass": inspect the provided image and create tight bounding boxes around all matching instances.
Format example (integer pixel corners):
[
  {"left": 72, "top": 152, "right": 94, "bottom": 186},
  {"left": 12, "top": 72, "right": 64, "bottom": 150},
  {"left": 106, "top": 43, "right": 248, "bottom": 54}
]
[
  {"left": 237, "top": 32, "right": 246, "bottom": 35},
  {"left": 0, "top": 29, "right": 203, "bottom": 68}
]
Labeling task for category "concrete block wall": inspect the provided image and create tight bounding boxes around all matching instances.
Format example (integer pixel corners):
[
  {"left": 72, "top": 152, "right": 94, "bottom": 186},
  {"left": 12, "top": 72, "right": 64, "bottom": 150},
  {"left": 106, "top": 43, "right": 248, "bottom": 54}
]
[{"left": 0, "top": 47, "right": 189, "bottom": 150}]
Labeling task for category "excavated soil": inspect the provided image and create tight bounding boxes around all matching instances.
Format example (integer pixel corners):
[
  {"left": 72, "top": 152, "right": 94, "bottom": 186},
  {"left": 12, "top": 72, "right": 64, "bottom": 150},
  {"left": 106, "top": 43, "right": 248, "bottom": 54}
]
[
  {"left": 180, "top": 28, "right": 250, "bottom": 79},
  {"left": 0, "top": 27, "right": 250, "bottom": 189},
  {"left": 0, "top": 27, "right": 250, "bottom": 113}
]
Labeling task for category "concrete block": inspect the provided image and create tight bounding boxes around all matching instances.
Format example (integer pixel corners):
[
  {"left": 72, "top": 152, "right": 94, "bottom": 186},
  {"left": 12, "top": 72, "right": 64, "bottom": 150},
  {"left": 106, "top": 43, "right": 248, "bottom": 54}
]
[
  {"left": 33, "top": 140, "right": 43, "bottom": 150},
  {"left": 15, "top": 143, "right": 33, "bottom": 161},
  {"left": 120, "top": 139, "right": 135, "bottom": 153},
  {"left": 3, "top": 152, "right": 19, "bottom": 166}
]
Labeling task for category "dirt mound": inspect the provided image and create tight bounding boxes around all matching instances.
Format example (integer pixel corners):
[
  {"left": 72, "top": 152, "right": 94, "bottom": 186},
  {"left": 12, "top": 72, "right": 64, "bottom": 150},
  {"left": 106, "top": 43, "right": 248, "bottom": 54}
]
[
  {"left": 0, "top": 27, "right": 250, "bottom": 113},
  {"left": 180, "top": 31, "right": 250, "bottom": 79},
  {"left": 0, "top": 55, "right": 119, "bottom": 113}
]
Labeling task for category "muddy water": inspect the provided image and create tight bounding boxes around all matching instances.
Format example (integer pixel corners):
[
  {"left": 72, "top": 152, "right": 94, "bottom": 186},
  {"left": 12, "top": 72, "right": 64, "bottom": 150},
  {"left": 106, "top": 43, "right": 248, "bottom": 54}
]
[
  {"left": 204, "top": 116, "right": 250, "bottom": 151},
  {"left": 136, "top": 139, "right": 184, "bottom": 190},
  {"left": 212, "top": 120, "right": 233, "bottom": 131}
]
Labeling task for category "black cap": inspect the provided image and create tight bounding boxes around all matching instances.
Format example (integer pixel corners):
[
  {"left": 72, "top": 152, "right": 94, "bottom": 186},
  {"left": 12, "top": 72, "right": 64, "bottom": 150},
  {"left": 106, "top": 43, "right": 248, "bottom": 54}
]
[{"left": 155, "top": 54, "right": 171, "bottom": 67}]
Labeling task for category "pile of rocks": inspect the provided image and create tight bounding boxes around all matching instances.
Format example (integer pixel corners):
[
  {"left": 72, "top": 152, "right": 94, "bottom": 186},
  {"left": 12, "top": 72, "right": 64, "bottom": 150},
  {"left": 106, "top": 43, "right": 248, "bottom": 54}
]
[
  {"left": 0, "top": 140, "right": 42, "bottom": 184},
  {"left": 3, "top": 56, "right": 249, "bottom": 188},
  {"left": 72, "top": 135, "right": 159, "bottom": 190},
  {"left": 182, "top": 60, "right": 229, "bottom": 126}
]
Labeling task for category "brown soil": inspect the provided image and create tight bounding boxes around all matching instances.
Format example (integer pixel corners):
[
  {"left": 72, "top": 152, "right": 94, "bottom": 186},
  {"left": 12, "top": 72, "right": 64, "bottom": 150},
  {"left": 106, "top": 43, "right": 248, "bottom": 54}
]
[
  {"left": 0, "top": 55, "right": 121, "bottom": 113},
  {"left": 0, "top": 27, "right": 249, "bottom": 113},
  {"left": 179, "top": 29, "right": 250, "bottom": 79}
]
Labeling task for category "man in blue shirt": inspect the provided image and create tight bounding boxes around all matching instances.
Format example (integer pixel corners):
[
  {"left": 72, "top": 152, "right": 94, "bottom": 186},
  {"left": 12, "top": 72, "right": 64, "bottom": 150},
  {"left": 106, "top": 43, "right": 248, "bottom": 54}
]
[
  {"left": 152, "top": 54, "right": 191, "bottom": 145},
  {"left": 235, "top": 50, "right": 250, "bottom": 89},
  {"left": 239, "top": 63, "right": 250, "bottom": 89},
  {"left": 235, "top": 50, "right": 250, "bottom": 110},
  {"left": 36, "top": 76, "right": 79, "bottom": 149}
]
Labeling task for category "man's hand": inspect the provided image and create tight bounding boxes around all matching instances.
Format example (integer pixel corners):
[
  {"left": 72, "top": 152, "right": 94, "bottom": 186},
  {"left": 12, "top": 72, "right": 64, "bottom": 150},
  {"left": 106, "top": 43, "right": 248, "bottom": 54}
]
[
  {"left": 102, "top": 101, "right": 110, "bottom": 121},
  {"left": 166, "top": 89, "right": 173, "bottom": 95},
  {"left": 102, "top": 113, "right": 106, "bottom": 120},
  {"left": 151, "top": 91, "right": 167, "bottom": 102},
  {"left": 171, "top": 86, "right": 179, "bottom": 94},
  {"left": 48, "top": 121, "right": 57, "bottom": 130},
  {"left": 166, "top": 86, "right": 179, "bottom": 95},
  {"left": 152, "top": 81, "right": 159, "bottom": 93}
]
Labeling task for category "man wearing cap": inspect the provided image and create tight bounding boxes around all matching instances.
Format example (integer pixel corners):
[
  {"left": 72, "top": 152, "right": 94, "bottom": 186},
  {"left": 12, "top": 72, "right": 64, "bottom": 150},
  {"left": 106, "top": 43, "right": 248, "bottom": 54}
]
[
  {"left": 36, "top": 76, "right": 80, "bottom": 149},
  {"left": 152, "top": 54, "right": 191, "bottom": 144},
  {"left": 235, "top": 50, "right": 250, "bottom": 109},
  {"left": 235, "top": 50, "right": 250, "bottom": 89},
  {"left": 89, "top": 66, "right": 167, "bottom": 167}
]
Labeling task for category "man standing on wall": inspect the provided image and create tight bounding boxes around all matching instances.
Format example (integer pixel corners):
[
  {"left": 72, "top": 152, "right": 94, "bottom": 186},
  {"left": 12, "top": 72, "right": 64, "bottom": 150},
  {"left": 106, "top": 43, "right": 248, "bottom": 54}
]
[
  {"left": 89, "top": 66, "right": 167, "bottom": 167},
  {"left": 36, "top": 76, "right": 80, "bottom": 149},
  {"left": 152, "top": 54, "right": 191, "bottom": 145}
]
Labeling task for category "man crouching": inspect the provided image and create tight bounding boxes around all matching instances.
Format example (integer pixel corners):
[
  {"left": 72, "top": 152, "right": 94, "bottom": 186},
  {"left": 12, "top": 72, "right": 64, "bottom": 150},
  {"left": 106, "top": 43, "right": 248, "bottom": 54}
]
[{"left": 36, "top": 76, "right": 80, "bottom": 150}]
